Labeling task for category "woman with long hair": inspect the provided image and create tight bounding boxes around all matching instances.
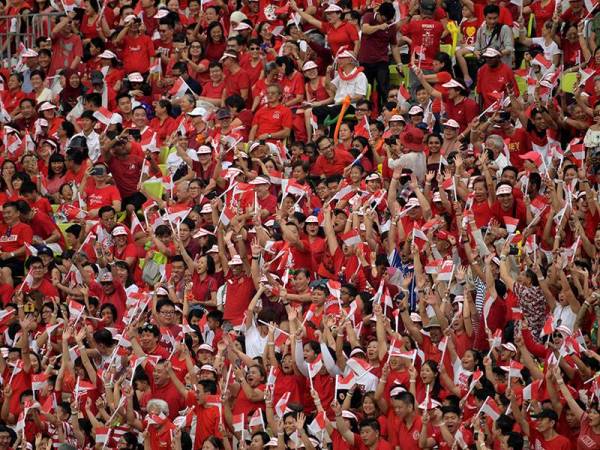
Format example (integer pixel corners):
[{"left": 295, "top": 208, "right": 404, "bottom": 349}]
[{"left": 204, "top": 21, "right": 227, "bottom": 62}]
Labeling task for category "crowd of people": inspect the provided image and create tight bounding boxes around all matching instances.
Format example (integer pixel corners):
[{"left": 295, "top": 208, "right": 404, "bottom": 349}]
[{"left": 0, "top": 0, "right": 598, "bottom": 448}]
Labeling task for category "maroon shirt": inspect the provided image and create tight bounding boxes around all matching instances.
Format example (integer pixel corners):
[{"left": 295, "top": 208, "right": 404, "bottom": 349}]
[
  {"left": 358, "top": 12, "right": 398, "bottom": 64},
  {"left": 107, "top": 154, "right": 144, "bottom": 198}
]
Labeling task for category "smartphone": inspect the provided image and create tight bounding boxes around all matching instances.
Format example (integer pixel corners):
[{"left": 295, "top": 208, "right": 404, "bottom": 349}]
[{"left": 128, "top": 129, "right": 141, "bottom": 140}]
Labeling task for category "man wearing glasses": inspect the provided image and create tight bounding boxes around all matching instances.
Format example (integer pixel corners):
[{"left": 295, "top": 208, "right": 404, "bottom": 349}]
[{"left": 310, "top": 135, "right": 354, "bottom": 177}]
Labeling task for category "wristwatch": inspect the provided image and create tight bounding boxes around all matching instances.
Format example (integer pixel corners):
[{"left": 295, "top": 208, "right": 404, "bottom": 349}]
[{"left": 267, "top": 133, "right": 272, "bottom": 139}]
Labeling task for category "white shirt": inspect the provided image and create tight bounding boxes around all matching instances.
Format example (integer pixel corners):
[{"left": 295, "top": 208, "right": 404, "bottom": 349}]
[
  {"left": 245, "top": 319, "right": 269, "bottom": 358},
  {"left": 553, "top": 304, "right": 577, "bottom": 332},
  {"left": 74, "top": 130, "right": 101, "bottom": 163},
  {"left": 331, "top": 69, "right": 368, "bottom": 104},
  {"left": 531, "top": 37, "right": 561, "bottom": 63}
]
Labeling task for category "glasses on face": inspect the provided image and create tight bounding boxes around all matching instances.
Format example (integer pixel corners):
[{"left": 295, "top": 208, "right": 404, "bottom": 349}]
[
  {"left": 356, "top": 108, "right": 369, "bottom": 112},
  {"left": 160, "top": 309, "right": 175, "bottom": 315},
  {"left": 318, "top": 143, "right": 332, "bottom": 151},
  {"left": 191, "top": 44, "right": 202, "bottom": 49},
  {"left": 249, "top": 46, "right": 260, "bottom": 50}
]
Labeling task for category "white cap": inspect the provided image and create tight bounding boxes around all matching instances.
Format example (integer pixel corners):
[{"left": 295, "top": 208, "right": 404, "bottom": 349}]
[
  {"left": 128, "top": 72, "right": 144, "bottom": 83},
  {"left": 410, "top": 312, "right": 422, "bottom": 322},
  {"left": 443, "top": 119, "right": 460, "bottom": 128},
  {"left": 341, "top": 410, "right": 358, "bottom": 420},
  {"left": 36, "top": 118, "right": 48, "bottom": 127},
  {"left": 324, "top": 3, "right": 343, "bottom": 12},
  {"left": 264, "top": 219, "right": 275, "bottom": 227},
  {"left": 99, "top": 50, "right": 117, "bottom": 59},
  {"left": 111, "top": 226, "right": 128, "bottom": 236},
  {"left": 408, "top": 105, "right": 424, "bottom": 115},
  {"left": 124, "top": 14, "right": 138, "bottom": 23},
  {"left": 228, "top": 255, "right": 243, "bottom": 265},
  {"left": 249, "top": 176, "right": 270, "bottom": 185},
  {"left": 193, "top": 228, "right": 214, "bottom": 238},
  {"left": 501, "top": 343, "right": 517, "bottom": 353},
  {"left": 219, "top": 52, "right": 238, "bottom": 62},
  {"left": 234, "top": 22, "right": 252, "bottom": 31},
  {"left": 432, "top": 191, "right": 442, "bottom": 202},
  {"left": 389, "top": 114, "right": 405, "bottom": 122},
  {"left": 200, "top": 204, "right": 212, "bottom": 214},
  {"left": 156, "top": 286, "right": 169, "bottom": 296},
  {"left": 365, "top": 173, "right": 381, "bottom": 181},
  {"left": 207, "top": 245, "right": 219, "bottom": 253},
  {"left": 22, "top": 48, "right": 38, "bottom": 58},
  {"left": 482, "top": 47, "right": 502, "bottom": 58},
  {"left": 154, "top": 8, "right": 169, "bottom": 18},
  {"left": 198, "top": 344, "right": 214, "bottom": 352},
  {"left": 265, "top": 438, "right": 279, "bottom": 447},
  {"left": 337, "top": 49, "right": 355, "bottom": 59},
  {"left": 197, "top": 145, "right": 212, "bottom": 154},
  {"left": 406, "top": 197, "right": 420, "bottom": 208},
  {"left": 390, "top": 386, "right": 407, "bottom": 396},
  {"left": 200, "top": 364, "right": 217, "bottom": 373},
  {"left": 38, "top": 101, "right": 57, "bottom": 112},
  {"left": 187, "top": 107, "right": 207, "bottom": 117},
  {"left": 496, "top": 184, "right": 512, "bottom": 195},
  {"left": 305, "top": 215, "right": 319, "bottom": 224},
  {"left": 302, "top": 61, "right": 318, "bottom": 71},
  {"left": 442, "top": 79, "right": 465, "bottom": 89}
]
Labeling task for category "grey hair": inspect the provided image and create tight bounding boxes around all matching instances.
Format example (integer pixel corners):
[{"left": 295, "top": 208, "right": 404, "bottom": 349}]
[
  {"left": 486, "top": 134, "right": 505, "bottom": 151},
  {"left": 147, "top": 399, "right": 170, "bottom": 416}
]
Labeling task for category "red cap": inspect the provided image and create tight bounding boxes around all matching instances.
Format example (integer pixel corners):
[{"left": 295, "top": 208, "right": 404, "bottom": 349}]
[{"left": 518, "top": 151, "right": 542, "bottom": 167}]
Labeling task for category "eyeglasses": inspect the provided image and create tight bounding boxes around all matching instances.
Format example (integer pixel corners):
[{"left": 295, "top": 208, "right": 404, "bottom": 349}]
[
  {"left": 356, "top": 108, "right": 369, "bottom": 112},
  {"left": 160, "top": 310, "right": 175, "bottom": 315},
  {"left": 249, "top": 46, "right": 260, "bottom": 50},
  {"left": 191, "top": 45, "right": 202, "bottom": 49},
  {"left": 318, "top": 143, "right": 332, "bottom": 151}
]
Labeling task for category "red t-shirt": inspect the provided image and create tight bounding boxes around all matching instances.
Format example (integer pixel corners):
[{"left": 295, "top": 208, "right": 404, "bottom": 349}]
[
  {"left": 460, "top": 17, "right": 482, "bottom": 45},
  {"left": 223, "top": 273, "right": 255, "bottom": 325},
  {"left": 200, "top": 81, "right": 225, "bottom": 100},
  {"left": 49, "top": 33, "right": 83, "bottom": 76},
  {"left": 528, "top": 425, "right": 571, "bottom": 450},
  {"left": 252, "top": 104, "right": 293, "bottom": 137},
  {"left": 143, "top": 365, "right": 186, "bottom": 421},
  {"left": 320, "top": 21, "right": 359, "bottom": 56},
  {"left": 578, "top": 413, "right": 600, "bottom": 450},
  {"left": 191, "top": 273, "right": 218, "bottom": 305},
  {"left": 0, "top": 222, "right": 33, "bottom": 254},
  {"left": 224, "top": 69, "right": 251, "bottom": 98},
  {"left": 498, "top": 128, "right": 533, "bottom": 170},
  {"left": 106, "top": 155, "right": 144, "bottom": 199},
  {"left": 29, "top": 211, "right": 66, "bottom": 248},
  {"left": 476, "top": 63, "right": 519, "bottom": 108},
  {"left": 84, "top": 184, "right": 121, "bottom": 211},
  {"left": 30, "top": 196, "right": 53, "bottom": 216},
  {"left": 232, "top": 382, "right": 265, "bottom": 415},
  {"left": 311, "top": 147, "right": 354, "bottom": 177},
  {"left": 443, "top": 95, "right": 480, "bottom": 132},
  {"left": 401, "top": 19, "right": 444, "bottom": 70},
  {"left": 530, "top": 0, "right": 556, "bottom": 36},
  {"left": 120, "top": 34, "right": 155, "bottom": 74},
  {"left": 184, "top": 391, "right": 222, "bottom": 448}
]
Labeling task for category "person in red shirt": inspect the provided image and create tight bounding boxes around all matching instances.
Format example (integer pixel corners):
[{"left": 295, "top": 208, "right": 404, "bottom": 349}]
[
  {"left": 401, "top": 0, "right": 445, "bottom": 72},
  {"left": 476, "top": 47, "right": 518, "bottom": 108},
  {"left": 16, "top": 256, "right": 59, "bottom": 298},
  {"left": 114, "top": 15, "right": 156, "bottom": 75},
  {"left": 82, "top": 164, "right": 122, "bottom": 217},
  {"left": 494, "top": 112, "right": 533, "bottom": 170},
  {"left": 98, "top": 272, "right": 128, "bottom": 322},
  {"left": 249, "top": 84, "right": 293, "bottom": 143},
  {"left": 311, "top": 135, "right": 354, "bottom": 177},
  {"left": 49, "top": 14, "right": 83, "bottom": 76},
  {"left": 0, "top": 201, "right": 33, "bottom": 279},
  {"left": 18, "top": 201, "right": 65, "bottom": 249},
  {"left": 221, "top": 50, "right": 250, "bottom": 103},
  {"left": 491, "top": 182, "right": 528, "bottom": 231},
  {"left": 222, "top": 253, "right": 258, "bottom": 327},
  {"left": 291, "top": 2, "right": 360, "bottom": 56},
  {"left": 335, "top": 409, "right": 393, "bottom": 450}
]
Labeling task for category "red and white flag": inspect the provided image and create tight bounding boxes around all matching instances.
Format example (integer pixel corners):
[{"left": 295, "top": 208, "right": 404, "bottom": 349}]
[
  {"left": 219, "top": 206, "right": 235, "bottom": 226},
  {"left": 437, "top": 260, "right": 454, "bottom": 282},
  {"left": 149, "top": 60, "right": 162, "bottom": 76},
  {"left": 503, "top": 216, "right": 519, "bottom": 234},
  {"left": 274, "top": 392, "right": 291, "bottom": 417},
  {"left": 336, "top": 372, "right": 356, "bottom": 391},
  {"left": 341, "top": 229, "right": 361, "bottom": 247},
  {"left": 532, "top": 54, "right": 552, "bottom": 70},
  {"left": 93, "top": 107, "right": 114, "bottom": 125},
  {"left": 424, "top": 258, "right": 442, "bottom": 274},
  {"left": 32, "top": 373, "right": 49, "bottom": 392},
  {"left": 307, "top": 355, "right": 323, "bottom": 379},
  {"left": 482, "top": 292, "right": 496, "bottom": 327},
  {"left": 346, "top": 357, "right": 373, "bottom": 378},
  {"left": 168, "top": 77, "right": 191, "bottom": 98},
  {"left": 232, "top": 413, "right": 245, "bottom": 432},
  {"left": 248, "top": 409, "right": 264, "bottom": 429},
  {"left": 540, "top": 315, "right": 555, "bottom": 337},
  {"left": 308, "top": 411, "right": 327, "bottom": 435},
  {"left": 478, "top": 397, "right": 501, "bottom": 420},
  {"left": 502, "top": 360, "right": 524, "bottom": 378},
  {"left": 95, "top": 427, "right": 111, "bottom": 445}
]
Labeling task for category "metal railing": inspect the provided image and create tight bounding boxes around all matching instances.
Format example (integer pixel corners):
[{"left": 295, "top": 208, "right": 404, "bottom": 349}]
[{"left": 0, "top": 12, "right": 62, "bottom": 67}]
